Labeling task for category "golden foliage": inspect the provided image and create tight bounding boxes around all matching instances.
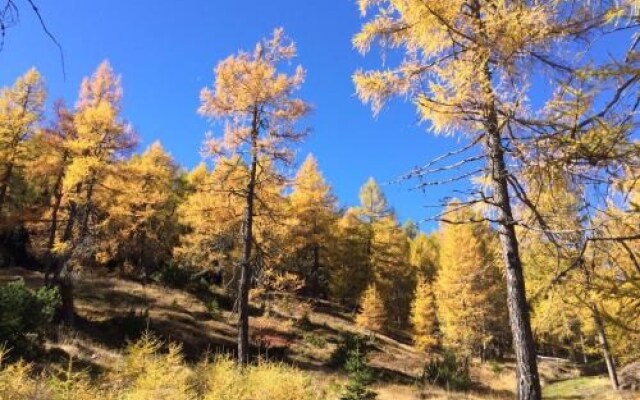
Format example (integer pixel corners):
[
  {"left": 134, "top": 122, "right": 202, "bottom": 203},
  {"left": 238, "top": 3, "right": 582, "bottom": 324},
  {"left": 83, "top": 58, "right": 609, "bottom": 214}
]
[
  {"left": 199, "top": 28, "right": 309, "bottom": 164},
  {"left": 357, "top": 284, "right": 387, "bottom": 332},
  {"left": 411, "top": 278, "right": 439, "bottom": 352},
  {"left": 436, "top": 202, "right": 507, "bottom": 358},
  {"left": 0, "top": 336, "right": 323, "bottom": 400}
]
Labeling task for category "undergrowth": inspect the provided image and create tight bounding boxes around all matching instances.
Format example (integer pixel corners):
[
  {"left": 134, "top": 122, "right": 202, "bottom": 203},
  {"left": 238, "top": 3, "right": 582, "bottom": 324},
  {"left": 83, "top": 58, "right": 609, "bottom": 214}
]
[{"left": 0, "top": 334, "right": 326, "bottom": 400}]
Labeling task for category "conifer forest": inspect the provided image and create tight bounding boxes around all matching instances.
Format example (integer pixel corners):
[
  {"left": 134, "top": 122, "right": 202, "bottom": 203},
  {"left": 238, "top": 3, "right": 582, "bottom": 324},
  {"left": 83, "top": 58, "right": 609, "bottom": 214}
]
[{"left": 0, "top": 1, "right": 639, "bottom": 399}]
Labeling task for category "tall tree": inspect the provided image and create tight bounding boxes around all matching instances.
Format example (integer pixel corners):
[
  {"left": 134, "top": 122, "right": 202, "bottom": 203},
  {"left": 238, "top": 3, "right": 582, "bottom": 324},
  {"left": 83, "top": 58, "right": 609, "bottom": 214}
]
[
  {"left": 330, "top": 207, "right": 370, "bottom": 306},
  {"left": 410, "top": 232, "right": 439, "bottom": 281},
  {"left": 98, "top": 142, "right": 180, "bottom": 278},
  {"left": 176, "top": 158, "right": 247, "bottom": 283},
  {"left": 411, "top": 278, "right": 439, "bottom": 352},
  {"left": 25, "top": 101, "right": 76, "bottom": 271},
  {"left": 285, "top": 154, "right": 337, "bottom": 298},
  {"left": 520, "top": 167, "right": 638, "bottom": 389},
  {"left": 355, "top": 178, "right": 414, "bottom": 327},
  {"left": 353, "top": 1, "right": 639, "bottom": 397},
  {"left": 436, "top": 203, "right": 507, "bottom": 362},
  {"left": 358, "top": 177, "right": 390, "bottom": 224},
  {"left": 371, "top": 214, "right": 414, "bottom": 328},
  {"left": 0, "top": 68, "right": 46, "bottom": 220},
  {"left": 356, "top": 283, "right": 387, "bottom": 333},
  {"left": 51, "top": 60, "right": 135, "bottom": 325},
  {"left": 357, "top": 177, "right": 389, "bottom": 285},
  {"left": 199, "top": 28, "right": 309, "bottom": 365}
]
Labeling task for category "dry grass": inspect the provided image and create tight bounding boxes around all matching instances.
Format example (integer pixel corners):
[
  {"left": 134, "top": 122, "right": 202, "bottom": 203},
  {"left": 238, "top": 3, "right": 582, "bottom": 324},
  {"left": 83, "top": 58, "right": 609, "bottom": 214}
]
[
  {"left": 1, "top": 268, "right": 637, "bottom": 400},
  {"left": 0, "top": 335, "right": 327, "bottom": 400}
]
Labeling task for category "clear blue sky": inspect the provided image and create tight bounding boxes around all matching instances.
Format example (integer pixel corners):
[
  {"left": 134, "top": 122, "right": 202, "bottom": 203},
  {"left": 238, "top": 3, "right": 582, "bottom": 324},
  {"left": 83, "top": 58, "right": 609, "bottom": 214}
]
[{"left": 0, "top": 1, "right": 502, "bottom": 230}]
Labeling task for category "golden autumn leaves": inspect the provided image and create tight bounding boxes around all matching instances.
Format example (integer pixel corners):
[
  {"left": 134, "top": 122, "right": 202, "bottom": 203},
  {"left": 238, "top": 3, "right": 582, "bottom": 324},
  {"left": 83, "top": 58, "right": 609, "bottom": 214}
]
[{"left": 199, "top": 28, "right": 309, "bottom": 164}]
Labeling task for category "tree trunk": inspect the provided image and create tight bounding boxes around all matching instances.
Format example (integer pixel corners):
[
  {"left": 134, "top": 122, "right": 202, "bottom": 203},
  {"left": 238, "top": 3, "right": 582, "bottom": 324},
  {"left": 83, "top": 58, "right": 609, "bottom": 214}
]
[
  {"left": 469, "top": 1, "right": 541, "bottom": 397},
  {"left": 56, "top": 260, "right": 75, "bottom": 326},
  {"left": 310, "top": 242, "right": 320, "bottom": 298},
  {"left": 238, "top": 107, "right": 259, "bottom": 366},
  {"left": 483, "top": 68, "right": 542, "bottom": 400},
  {"left": 46, "top": 151, "right": 69, "bottom": 253},
  {"left": 592, "top": 306, "right": 619, "bottom": 390},
  {"left": 580, "top": 332, "right": 589, "bottom": 364},
  {"left": 48, "top": 199, "right": 79, "bottom": 326}
]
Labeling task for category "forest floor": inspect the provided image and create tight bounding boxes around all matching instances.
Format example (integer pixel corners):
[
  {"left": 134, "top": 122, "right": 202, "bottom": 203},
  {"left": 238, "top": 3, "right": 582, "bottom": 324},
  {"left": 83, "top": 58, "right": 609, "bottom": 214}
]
[{"left": 0, "top": 267, "right": 637, "bottom": 400}]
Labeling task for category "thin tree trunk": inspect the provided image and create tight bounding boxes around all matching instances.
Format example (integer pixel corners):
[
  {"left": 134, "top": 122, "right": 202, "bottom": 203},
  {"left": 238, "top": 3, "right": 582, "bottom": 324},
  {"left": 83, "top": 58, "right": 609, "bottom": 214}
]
[
  {"left": 468, "top": 1, "right": 541, "bottom": 397},
  {"left": 486, "top": 117, "right": 542, "bottom": 400},
  {"left": 238, "top": 107, "right": 259, "bottom": 366},
  {"left": 592, "top": 306, "right": 619, "bottom": 390},
  {"left": 51, "top": 201, "right": 78, "bottom": 326},
  {"left": 47, "top": 151, "right": 69, "bottom": 253},
  {"left": 310, "top": 242, "right": 320, "bottom": 298},
  {"left": 57, "top": 261, "right": 75, "bottom": 326},
  {"left": 580, "top": 332, "right": 589, "bottom": 364},
  {"left": 482, "top": 64, "right": 542, "bottom": 400}
]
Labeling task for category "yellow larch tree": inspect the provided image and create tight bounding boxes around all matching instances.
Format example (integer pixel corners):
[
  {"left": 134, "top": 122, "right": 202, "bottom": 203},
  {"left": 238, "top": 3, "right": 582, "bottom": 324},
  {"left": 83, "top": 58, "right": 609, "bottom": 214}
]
[
  {"left": 284, "top": 154, "right": 337, "bottom": 298},
  {"left": 330, "top": 207, "right": 370, "bottom": 306},
  {"left": 198, "top": 28, "right": 310, "bottom": 364},
  {"left": 50, "top": 60, "right": 136, "bottom": 325},
  {"left": 522, "top": 167, "right": 640, "bottom": 390},
  {"left": 411, "top": 278, "right": 438, "bottom": 352},
  {"left": 357, "top": 177, "right": 390, "bottom": 285},
  {"left": 353, "top": 1, "right": 639, "bottom": 397},
  {"left": 436, "top": 202, "right": 507, "bottom": 361},
  {"left": 27, "top": 102, "right": 76, "bottom": 264},
  {"left": 371, "top": 214, "right": 413, "bottom": 328},
  {"left": 410, "top": 232, "right": 439, "bottom": 281},
  {"left": 176, "top": 157, "right": 247, "bottom": 285},
  {"left": 356, "top": 283, "right": 386, "bottom": 333},
  {"left": 98, "top": 141, "right": 181, "bottom": 279},
  {"left": 0, "top": 68, "right": 46, "bottom": 221}
]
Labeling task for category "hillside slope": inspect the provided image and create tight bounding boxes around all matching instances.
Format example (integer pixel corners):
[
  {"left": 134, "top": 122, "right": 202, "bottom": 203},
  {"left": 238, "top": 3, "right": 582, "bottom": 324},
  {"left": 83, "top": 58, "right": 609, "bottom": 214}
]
[{"left": 0, "top": 267, "right": 634, "bottom": 399}]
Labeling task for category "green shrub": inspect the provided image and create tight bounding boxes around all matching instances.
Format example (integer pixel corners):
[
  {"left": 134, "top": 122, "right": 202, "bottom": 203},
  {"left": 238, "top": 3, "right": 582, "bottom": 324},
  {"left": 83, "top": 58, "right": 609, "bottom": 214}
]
[
  {"left": 206, "top": 299, "right": 222, "bottom": 319},
  {"left": 0, "top": 279, "right": 60, "bottom": 357},
  {"left": 329, "top": 332, "right": 368, "bottom": 369},
  {"left": 489, "top": 359, "right": 504, "bottom": 375},
  {"left": 422, "top": 350, "right": 471, "bottom": 391},
  {"left": 302, "top": 332, "right": 327, "bottom": 349},
  {"left": 339, "top": 344, "right": 377, "bottom": 400}
]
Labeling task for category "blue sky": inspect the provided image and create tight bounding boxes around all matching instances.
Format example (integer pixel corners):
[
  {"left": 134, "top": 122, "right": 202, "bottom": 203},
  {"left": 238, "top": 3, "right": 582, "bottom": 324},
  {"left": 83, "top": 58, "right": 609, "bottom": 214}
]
[{"left": 1, "top": 1, "right": 487, "bottom": 230}]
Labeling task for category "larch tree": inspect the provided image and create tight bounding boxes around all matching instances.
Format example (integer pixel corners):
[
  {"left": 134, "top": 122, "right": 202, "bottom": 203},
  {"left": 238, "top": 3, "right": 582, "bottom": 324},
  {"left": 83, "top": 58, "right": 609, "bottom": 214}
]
[
  {"left": 358, "top": 177, "right": 390, "bottom": 224},
  {"left": 0, "top": 68, "right": 46, "bottom": 221},
  {"left": 357, "top": 177, "right": 390, "bottom": 285},
  {"left": 25, "top": 101, "right": 76, "bottom": 271},
  {"left": 356, "top": 283, "right": 387, "bottom": 333},
  {"left": 98, "top": 141, "right": 180, "bottom": 279},
  {"left": 520, "top": 166, "right": 639, "bottom": 389},
  {"left": 356, "top": 178, "right": 414, "bottom": 327},
  {"left": 411, "top": 278, "right": 439, "bottom": 352},
  {"left": 198, "top": 28, "right": 310, "bottom": 365},
  {"left": 176, "top": 158, "right": 247, "bottom": 284},
  {"left": 353, "top": 1, "right": 640, "bottom": 397},
  {"left": 410, "top": 232, "right": 439, "bottom": 281},
  {"left": 436, "top": 202, "right": 507, "bottom": 362},
  {"left": 371, "top": 214, "right": 414, "bottom": 328},
  {"left": 410, "top": 232, "right": 440, "bottom": 352},
  {"left": 330, "top": 207, "right": 370, "bottom": 306},
  {"left": 51, "top": 60, "right": 135, "bottom": 325},
  {"left": 286, "top": 154, "right": 337, "bottom": 298}
]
